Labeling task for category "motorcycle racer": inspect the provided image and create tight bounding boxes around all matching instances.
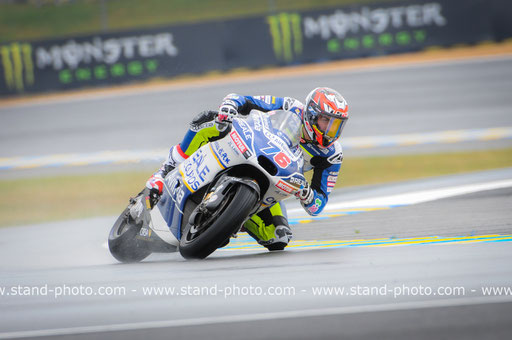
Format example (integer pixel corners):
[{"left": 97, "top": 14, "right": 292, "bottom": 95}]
[{"left": 146, "top": 87, "right": 349, "bottom": 251}]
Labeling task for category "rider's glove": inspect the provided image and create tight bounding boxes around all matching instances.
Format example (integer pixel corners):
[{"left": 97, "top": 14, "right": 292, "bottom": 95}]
[
  {"left": 146, "top": 173, "right": 164, "bottom": 196},
  {"left": 295, "top": 181, "right": 314, "bottom": 206},
  {"left": 216, "top": 99, "right": 238, "bottom": 123}
]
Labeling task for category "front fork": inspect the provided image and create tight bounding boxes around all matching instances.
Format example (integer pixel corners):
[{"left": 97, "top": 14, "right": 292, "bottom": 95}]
[{"left": 191, "top": 174, "right": 261, "bottom": 239}]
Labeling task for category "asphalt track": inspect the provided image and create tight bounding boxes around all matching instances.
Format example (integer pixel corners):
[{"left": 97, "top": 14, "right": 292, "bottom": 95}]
[
  {"left": 1, "top": 55, "right": 512, "bottom": 160},
  {"left": 0, "top": 169, "right": 511, "bottom": 339},
  {"left": 1, "top": 55, "right": 512, "bottom": 339},
  {"left": 1, "top": 53, "right": 512, "bottom": 178}
]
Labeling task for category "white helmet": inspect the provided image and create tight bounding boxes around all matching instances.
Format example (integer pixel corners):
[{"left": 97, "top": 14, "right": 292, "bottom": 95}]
[{"left": 303, "top": 87, "right": 349, "bottom": 148}]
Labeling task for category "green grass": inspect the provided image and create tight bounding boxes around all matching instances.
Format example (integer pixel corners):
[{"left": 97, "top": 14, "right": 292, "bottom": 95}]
[
  {"left": 1, "top": 148, "right": 511, "bottom": 227},
  {"left": 1, "top": 0, "right": 396, "bottom": 43},
  {"left": 340, "top": 148, "right": 512, "bottom": 187}
]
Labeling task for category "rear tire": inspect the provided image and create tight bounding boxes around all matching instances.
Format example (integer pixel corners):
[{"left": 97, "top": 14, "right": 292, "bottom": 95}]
[
  {"left": 108, "top": 208, "right": 152, "bottom": 263},
  {"left": 179, "top": 184, "right": 258, "bottom": 259}
]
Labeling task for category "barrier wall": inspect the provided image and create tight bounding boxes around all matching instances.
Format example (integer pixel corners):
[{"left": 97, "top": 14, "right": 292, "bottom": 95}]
[{"left": 1, "top": 0, "right": 511, "bottom": 97}]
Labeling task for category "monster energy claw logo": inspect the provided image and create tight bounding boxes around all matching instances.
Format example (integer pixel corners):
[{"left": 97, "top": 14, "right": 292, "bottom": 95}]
[
  {"left": 1, "top": 43, "right": 34, "bottom": 92},
  {"left": 267, "top": 13, "right": 303, "bottom": 62}
]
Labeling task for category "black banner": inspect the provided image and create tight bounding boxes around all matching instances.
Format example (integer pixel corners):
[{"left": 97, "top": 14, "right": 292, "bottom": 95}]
[
  {"left": 265, "top": 0, "right": 499, "bottom": 64},
  {"left": 0, "top": 22, "right": 226, "bottom": 96},
  {"left": 1, "top": 0, "right": 511, "bottom": 97}
]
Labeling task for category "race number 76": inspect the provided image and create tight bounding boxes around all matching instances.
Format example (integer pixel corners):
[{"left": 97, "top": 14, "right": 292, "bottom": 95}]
[{"left": 261, "top": 144, "right": 291, "bottom": 168}]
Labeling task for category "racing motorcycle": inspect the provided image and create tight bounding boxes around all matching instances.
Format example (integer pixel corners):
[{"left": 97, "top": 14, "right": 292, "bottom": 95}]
[{"left": 108, "top": 109, "right": 306, "bottom": 261}]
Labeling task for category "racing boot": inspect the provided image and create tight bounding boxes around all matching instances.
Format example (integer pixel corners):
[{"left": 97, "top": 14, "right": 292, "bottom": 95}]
[
  {"left": 134, "top": 145, "right": 185, "bottom": 218},
  {"left": 243, "top": 203, "right": 292, "bottom": 251},
  {"left": 146, "top": 163, "right": 174, "bottom": 196},
  {"left": 145, "top": 145, "right": 186, "bottom": 196},
  {"left": 266, "top": 225, "right": 293, "bottom": 251},
  {"left": 243, "top": 221, "right": 292, "bottom": 251}
]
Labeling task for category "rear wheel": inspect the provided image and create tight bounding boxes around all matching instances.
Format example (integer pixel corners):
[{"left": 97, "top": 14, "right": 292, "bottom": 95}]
[
  {"left": 179, "top": 184, "right": 258, "bottom": 259},
  {"left": 108, "top": 207, "right": 152, "bottom": 263}
]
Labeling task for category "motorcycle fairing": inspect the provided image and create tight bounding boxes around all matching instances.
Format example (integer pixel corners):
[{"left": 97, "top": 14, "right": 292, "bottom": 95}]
[{"left": 155, "top": 110, "right": 306, "bottom": 242}]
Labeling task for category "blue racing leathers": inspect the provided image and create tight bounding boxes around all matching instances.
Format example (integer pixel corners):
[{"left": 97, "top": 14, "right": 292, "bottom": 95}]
[
  {"left": 151, "top": 93, "right": 343, "bottom": 249},
  {"left": 222, "top": 94, "right": 343, "bottom": 216}
]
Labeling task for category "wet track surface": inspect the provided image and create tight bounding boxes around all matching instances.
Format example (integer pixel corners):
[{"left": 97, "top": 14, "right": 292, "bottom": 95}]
[
  {"left": 1, "top": 56, "right": 512, "bottom": 339},
  {"left": 1, "top": 170, "right": 511, "bottom": 339},
  {"left": 1, "top": 56, "right": 512, "bottom": 158}
]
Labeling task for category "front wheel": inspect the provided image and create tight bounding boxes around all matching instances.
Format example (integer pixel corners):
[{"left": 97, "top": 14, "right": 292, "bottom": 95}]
[{"left": 179, "top": 184, "right": 259, "bottom": 259}]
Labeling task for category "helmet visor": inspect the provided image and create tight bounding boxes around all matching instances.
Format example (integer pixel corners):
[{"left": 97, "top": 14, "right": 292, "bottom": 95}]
[{"left": 316, "top": 113, "right": 346, "bottom": 141}]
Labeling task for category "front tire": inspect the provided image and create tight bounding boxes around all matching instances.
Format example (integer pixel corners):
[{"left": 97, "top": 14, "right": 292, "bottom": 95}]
[
  {"left": 108, "top": 208, "right": 152, "bottom": 263},
  {"left": 179, "top": 184, "right": 258, "bottom": 259}
]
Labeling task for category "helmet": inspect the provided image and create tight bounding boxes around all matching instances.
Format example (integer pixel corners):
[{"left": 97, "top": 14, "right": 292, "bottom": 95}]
[{"left": 303, "top": 87, "right": 349, "bottom": 148}]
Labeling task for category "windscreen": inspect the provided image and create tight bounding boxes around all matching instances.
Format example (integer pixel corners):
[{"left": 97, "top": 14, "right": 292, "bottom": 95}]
[{"left": 268, "top": 110, "right": 302, "bottom": 148}]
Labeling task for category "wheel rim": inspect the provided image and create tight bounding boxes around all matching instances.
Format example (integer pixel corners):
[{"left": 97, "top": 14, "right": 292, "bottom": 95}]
[
  {"left": 184, "top": 189, "right": 234, "bottom": 243},
  {"left": 114, "top": 212, "right": 132, "bottom": 237}
]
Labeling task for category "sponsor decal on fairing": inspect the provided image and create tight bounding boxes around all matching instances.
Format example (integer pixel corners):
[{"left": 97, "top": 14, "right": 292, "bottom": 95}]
[
  {"left": 275, "top": 180, "right": 295, "bottom": 194},
  {"left": 211, "top": 142, "right": 231, "bottom": 168},
  {"left": 230, "top": 130, "right": 252, "bottom": 159},
  {"left": 180, "top": 149, "right": 211, "bottom": 192}
]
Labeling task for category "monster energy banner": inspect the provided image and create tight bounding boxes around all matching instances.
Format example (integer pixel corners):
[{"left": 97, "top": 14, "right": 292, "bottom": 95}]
[
  {"left": 1, "top": 43, "right": 35, "bottom": 94},
  {"left": 1, "top": 0, "right": 511, "bottom": 96},
  {"left": 266, "top": 0, "right": 506, "bottom": 64},
  {"left": 0, "top": 23, "right": 226, "bottom": 96}
]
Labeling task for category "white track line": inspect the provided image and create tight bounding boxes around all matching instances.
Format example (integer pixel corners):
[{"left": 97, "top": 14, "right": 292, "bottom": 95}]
[
  {"left": 1, "top": 295, "right": 511, "bottom": 339},
  {"left": 1, "top": 127, "right": 511, "bottom": 171},
  {"left": 288, "top": 179, "right": 512, "bottom": 214}
]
